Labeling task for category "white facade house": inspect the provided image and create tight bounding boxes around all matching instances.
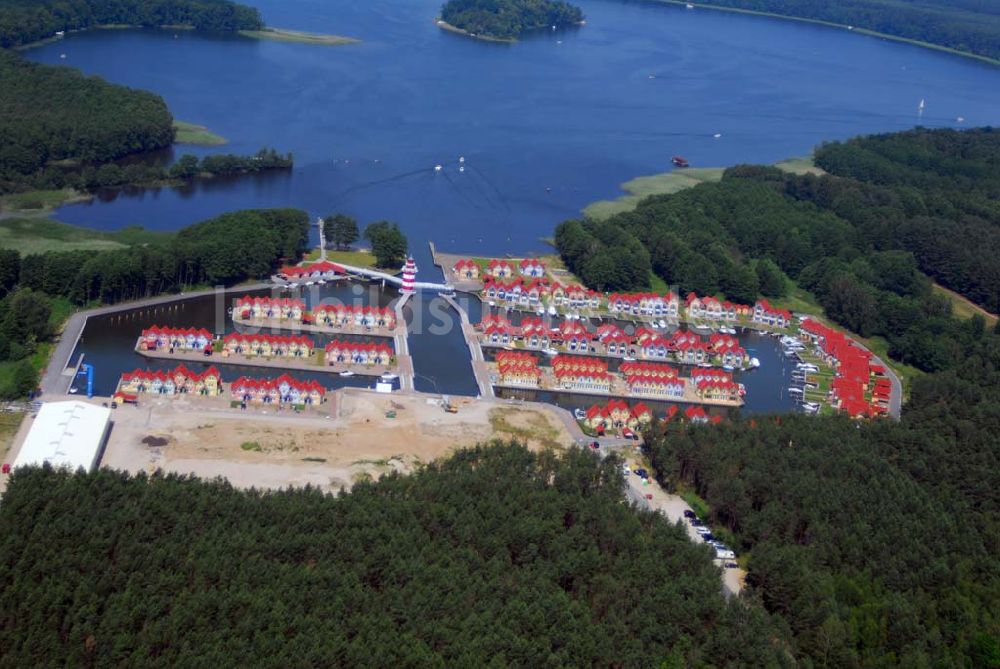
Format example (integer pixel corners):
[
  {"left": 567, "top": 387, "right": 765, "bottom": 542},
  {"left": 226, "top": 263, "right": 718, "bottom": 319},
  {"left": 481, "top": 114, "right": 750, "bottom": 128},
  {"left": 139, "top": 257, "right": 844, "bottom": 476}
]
[{"left": 13, "top": 401, "right": 112, "bottom": 473}]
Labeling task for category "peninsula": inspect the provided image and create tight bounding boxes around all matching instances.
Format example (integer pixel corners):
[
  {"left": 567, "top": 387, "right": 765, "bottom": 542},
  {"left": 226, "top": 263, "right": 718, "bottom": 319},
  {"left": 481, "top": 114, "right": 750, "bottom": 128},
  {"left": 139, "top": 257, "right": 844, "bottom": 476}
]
[{"left": 439, "top": 0, "right": 584, "bottom": 42}]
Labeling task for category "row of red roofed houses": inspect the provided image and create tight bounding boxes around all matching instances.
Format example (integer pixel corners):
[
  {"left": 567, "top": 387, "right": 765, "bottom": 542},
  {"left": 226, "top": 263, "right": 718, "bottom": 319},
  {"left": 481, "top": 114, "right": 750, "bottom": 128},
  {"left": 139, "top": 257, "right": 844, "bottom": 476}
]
[
  {"left": 230, "top": 375, "right": 326, "bottom": 406},
  {"left": 581, "top": 401, "right": 721, "bottom": 433},
  {"left": 233, "top": 296, "right": 306, "bottom": 322},
  {"left": 495, "top": 351, "right": 543, "bottom": 388},
  {"left": 138, "top": 326, "right": 214, "bottom": 352},
  {"left": 483, "top": 278, "right": 602, "bottom": 310},
  {"left": 222, "top": 333, "right": 314, "bottom": 359},
  {"left": 233, "top": 297, "right": 397, "bottom": 330},
  {"left": 551, "top": 355, "right": 614, "bottom": 393},
  {"left": 116, "top": 365, "right": 223, "bottom": 398},
  {"left": 799, "top": 319, "right": 891, "bottom": 418},
  {"left": 275, "top": 260, "right": 347, "bottom": 282},
  {"left": 324, "top": 340, "right": 394, "bottom": 367},
  {"left": 620, "top": 361, "right": 685, "bottom": 398},
  {"left": 453, "top": 257, "right": 550, "bottom": 281},
  {"left": 310, "top": 304, "right": 397, "bottom": 329},
  {"left": 583, "top": 400, "right": 653, "bottom": 432},
  {"left": 478, "top": 316, "right": 751, "bottom": 368}
]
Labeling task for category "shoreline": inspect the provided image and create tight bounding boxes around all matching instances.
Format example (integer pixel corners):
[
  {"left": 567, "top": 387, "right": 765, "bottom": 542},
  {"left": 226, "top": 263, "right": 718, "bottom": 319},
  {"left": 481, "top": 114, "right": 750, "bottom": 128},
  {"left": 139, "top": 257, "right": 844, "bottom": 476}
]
[
  {"left": 435, "top": 19, "right": 516, "bottom": 44},
  {"left": 656, "top": 1, "right": 1000, "bottom": 68},
  {"left": 238, "top": 28, "right": 359, "bottom": 46},
  {"left": 583, "top": 154, "right": 826, "bottom": 220},
  {"left": 14, "top": 24, "right": 358, "bottom": 51}
]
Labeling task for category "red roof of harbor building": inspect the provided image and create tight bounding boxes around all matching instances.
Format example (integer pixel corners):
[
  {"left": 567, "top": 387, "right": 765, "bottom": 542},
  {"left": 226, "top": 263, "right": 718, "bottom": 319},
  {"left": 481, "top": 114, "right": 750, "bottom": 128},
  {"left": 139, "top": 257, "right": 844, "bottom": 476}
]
[{"left": 278, "top": 260, "right": 346, "bottom": 278}]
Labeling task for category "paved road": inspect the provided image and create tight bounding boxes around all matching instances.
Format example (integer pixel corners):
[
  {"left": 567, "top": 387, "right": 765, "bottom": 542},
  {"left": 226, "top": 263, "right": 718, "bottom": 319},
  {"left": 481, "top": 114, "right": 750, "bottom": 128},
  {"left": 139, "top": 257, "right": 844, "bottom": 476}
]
[{"left": 39, "top": 284, "right": 270, "bottom": 396}]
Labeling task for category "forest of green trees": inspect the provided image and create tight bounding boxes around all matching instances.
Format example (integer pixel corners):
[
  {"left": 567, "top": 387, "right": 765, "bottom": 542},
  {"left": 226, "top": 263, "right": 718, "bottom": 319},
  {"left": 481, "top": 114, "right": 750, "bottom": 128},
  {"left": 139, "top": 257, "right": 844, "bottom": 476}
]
[
  {"left": 0, "top": 208, "right": 308, "bottom": 397},
  {"left": 0, "top": 444, "right": 794, "bottom": 666},
  {"left": 0, "top": 0, "right": 263, "bottom": 48},
  {"left": 0, "top": 49, "right": 292, "bottom": 195},
  {"left": 683, "top": 0, "right": 1000, "bottom": 62},
  {"left": 643, "top": 325, "right": 1000, "bottom": 666},
  {"left": 556, "top": 127, "right": 999, "bottom": 373},
  {"left": 441, "top": 0, "right": 583, "bottom": 40},
  {"left": 0, "top": 47, "right": 173, "bottom": 190}
]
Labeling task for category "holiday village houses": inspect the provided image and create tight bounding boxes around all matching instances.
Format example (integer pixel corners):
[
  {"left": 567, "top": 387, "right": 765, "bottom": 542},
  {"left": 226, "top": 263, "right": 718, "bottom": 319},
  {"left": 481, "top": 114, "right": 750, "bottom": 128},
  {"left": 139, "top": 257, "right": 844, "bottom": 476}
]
[
  {"left": 116, "top": 365, "right": 223, "bottom": 399},
  {"left": 138, "top": 326, "right": 214, "bottom": 353},
  {"left": 233, "top": 296, "right": 397, "bottom": 331},
  {"left": 230, "top": 375, "right": 326, "bottom": 406},
  {"left": 222, "top": 333, "right": 315, "bottom": 359},
  {"left": 234, "top": 296, "right": 306, "bottom": 322},
  {"left": 324, "top": 340, "right": 394, "bottom": 367},
  {"left": 477, "top": 315, "right": 752, "bottom": 369},
  {"left": 799, "top": 318, "right": 891, "bottom": 418},
  {"left": 312, "top": 304, "right": 396, "bottom": 330},
  {"left": 584, "top": 400, "right": 653, "bottom": 433}
]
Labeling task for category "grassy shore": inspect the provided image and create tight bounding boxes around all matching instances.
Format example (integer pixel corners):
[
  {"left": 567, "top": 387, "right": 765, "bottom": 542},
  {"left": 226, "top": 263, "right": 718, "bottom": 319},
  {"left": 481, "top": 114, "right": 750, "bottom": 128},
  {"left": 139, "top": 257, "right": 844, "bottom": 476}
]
[
  {"left": 932, "top": 282, "right": 998, "bottom": 326},
  {"left": 0, "top": 218, "right": 168, "bottom": 255},
  {"left": 583, "top": 155, "right": 824, "bottom": 220},
  {"left": 173, "top": 120, "right": 227, "bottom": 146},
  {"left": 656, "top": 1, "right": 1000, "bottom": 68},
  {"left": 583, "top": 168, "right": 724, "bottom": 220},
  {"left": 0, "top": 189, "right": 91, "bottom": 214},
  {"left": 304, "top": 248, "right": 378, "bottom": 268},
  {"left": 239, "top": 28, "right": 359, "bottom": 46}
]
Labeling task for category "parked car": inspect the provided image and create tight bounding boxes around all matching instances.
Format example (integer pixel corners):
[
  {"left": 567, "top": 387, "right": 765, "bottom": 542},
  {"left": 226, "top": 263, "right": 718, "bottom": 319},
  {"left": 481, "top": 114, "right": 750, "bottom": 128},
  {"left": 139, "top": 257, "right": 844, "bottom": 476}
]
[
  {"left": 724, "top": 562, "right": 739, "bottom": 569},
  {"left": 622, "top": 463, "right": 631, "bottom": 475},
  {"left": 634, "top": 468, "right": 649, "bottom": 479},
  {"left": 683, "top": 510, "right": 696, "bottom": 519},
  {"left": 690, "top": 518, "right": 704, "bottom": 527},
  {"left": 695, "top": 526, "right": 712, "bottom": 536},
  {"left": 589, "top": 441, "right": 600, "bottom": 450},
  {"left": 714, "top": 547, "right": 736, "bottom": 560}
]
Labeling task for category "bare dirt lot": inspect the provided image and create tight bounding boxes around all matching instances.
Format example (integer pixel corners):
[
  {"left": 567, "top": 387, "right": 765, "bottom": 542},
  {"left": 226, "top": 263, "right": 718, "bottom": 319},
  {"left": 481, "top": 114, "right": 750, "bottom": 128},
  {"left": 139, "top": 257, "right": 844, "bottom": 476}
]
[{"left": 100, "top": 390, "right": 573, "bottom": 492}]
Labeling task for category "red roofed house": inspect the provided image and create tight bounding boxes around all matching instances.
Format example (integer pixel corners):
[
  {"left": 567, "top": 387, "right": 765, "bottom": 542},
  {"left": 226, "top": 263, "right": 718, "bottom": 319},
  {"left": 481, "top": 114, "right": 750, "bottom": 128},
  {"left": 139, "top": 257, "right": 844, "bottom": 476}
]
[
  {"left": 519, "top": 258, "right": 546, "bottom": 278},
  {"left": 753, "top": 300, "right": 791, "bottom": 328},
  {"left": 487, "top": 259, "right": 515, "bottom": 279},
  {"left": 452, "top": 259, "right": 480, "bottom": 280},
  {"left": 277, "top": 260, "right": 346, "bottom": 281}
]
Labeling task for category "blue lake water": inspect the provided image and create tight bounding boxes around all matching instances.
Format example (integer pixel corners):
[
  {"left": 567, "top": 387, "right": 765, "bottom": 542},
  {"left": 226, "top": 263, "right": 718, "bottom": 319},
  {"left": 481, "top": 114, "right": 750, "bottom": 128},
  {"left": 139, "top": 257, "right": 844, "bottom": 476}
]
[
  {"left": 31, "top": 0, "right": 1000, "bottom": 409},
  {"left": 25, "top": 0, "right": 1000, "bottom": 276}
]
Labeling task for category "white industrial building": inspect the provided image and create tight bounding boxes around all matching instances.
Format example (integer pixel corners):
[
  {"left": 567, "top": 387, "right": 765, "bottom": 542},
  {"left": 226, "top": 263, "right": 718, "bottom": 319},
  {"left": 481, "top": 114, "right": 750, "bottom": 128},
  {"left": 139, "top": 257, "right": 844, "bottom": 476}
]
[{"left": 13, "top": 401, "right": 111, "bottom": 473}]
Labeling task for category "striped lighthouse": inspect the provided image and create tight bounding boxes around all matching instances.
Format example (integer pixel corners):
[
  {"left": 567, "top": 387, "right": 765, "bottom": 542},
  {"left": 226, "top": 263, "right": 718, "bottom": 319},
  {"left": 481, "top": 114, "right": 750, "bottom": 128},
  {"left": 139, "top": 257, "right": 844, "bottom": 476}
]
[{"left": 400, "top": 256, "right": 417, "bottom": 293}]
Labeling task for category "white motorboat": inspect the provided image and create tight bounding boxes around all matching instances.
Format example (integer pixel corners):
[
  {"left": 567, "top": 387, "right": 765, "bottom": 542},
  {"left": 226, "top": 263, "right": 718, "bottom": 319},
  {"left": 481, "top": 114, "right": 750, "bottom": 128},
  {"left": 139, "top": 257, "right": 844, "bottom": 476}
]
[
  {"left": 750, "top": 357, "right": 761, "bottom": 368},
  {"left": 623, "top": 355, "right": 636, "bottom": 362},
  {"left": 722, "top": 365, "right": 735, "bottom": 372},
  {"left": 787, "top": 386, "right": 804, "bottom": 393},
  {"left": 339, "top": 371, "right": 355, "bottom": 377},
  {"left": 573, "top": 408, "right": 587, "bottom": 420},
  {"left": 380, "top": 373, "right": 398, "bottom": 381},
  {"left": 543, "top": 348, "right": 560, "bottom": 356}
]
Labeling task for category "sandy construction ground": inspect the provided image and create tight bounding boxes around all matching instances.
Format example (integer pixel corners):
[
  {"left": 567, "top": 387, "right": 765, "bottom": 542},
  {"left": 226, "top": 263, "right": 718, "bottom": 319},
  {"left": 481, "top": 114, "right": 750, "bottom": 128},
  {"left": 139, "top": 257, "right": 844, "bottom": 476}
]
[{"left": 100, "top": 390, "right": 573, "bottom": 492}]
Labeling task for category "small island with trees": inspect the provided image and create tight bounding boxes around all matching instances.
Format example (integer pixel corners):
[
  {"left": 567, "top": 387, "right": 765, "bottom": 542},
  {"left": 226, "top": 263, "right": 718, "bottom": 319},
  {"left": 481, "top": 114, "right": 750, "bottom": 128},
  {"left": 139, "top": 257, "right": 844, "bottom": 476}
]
[{"left": 438, "top": 0, "right": 584, "bottom": 42}]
